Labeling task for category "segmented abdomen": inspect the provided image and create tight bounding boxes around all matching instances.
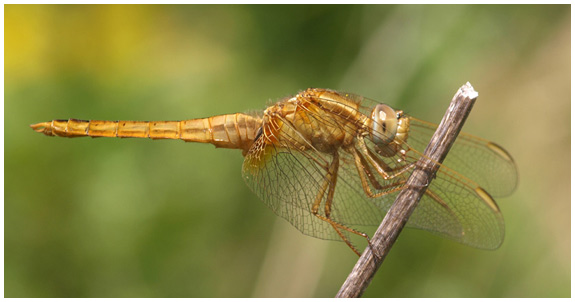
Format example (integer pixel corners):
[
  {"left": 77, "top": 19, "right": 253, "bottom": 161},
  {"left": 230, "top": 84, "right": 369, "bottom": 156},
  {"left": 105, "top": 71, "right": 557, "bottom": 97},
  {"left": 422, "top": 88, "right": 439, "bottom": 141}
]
[{"left": 30, "top": 113, "right": 262, "bottom": 152}]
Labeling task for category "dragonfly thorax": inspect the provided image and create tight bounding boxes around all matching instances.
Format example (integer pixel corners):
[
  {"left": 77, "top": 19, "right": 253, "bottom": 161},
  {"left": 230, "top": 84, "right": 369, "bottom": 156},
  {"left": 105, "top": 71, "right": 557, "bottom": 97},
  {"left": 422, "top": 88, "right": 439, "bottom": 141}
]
[{"left": 261, "top": 94, "right": 357, "bottom": 154}]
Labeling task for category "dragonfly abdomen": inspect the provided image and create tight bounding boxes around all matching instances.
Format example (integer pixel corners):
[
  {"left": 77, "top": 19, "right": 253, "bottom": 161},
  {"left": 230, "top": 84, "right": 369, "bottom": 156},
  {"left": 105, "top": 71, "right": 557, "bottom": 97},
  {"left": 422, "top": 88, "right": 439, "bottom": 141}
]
[{"left": 30, "top": 113, "right": 262, "bottom": 152}]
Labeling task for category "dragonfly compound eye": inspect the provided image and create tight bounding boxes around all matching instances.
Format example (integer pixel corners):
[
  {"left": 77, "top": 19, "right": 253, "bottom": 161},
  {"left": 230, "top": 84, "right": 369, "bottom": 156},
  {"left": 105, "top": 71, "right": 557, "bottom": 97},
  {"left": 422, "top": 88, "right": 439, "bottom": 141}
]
[{"left": 370, "top": 104, "right": 398, "bottom": 148}]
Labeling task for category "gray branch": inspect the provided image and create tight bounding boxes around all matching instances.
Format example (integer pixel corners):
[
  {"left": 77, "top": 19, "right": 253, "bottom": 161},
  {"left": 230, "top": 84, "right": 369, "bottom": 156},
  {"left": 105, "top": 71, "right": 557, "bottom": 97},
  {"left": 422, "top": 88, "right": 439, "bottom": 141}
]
[{"left": 335, "top": 82, "right": 479, "bottom": 298}]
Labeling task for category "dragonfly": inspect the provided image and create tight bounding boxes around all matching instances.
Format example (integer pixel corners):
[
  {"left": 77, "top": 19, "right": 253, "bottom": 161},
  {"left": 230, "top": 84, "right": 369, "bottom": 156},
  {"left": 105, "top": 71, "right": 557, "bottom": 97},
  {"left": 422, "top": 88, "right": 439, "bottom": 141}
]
[{"left": 31, "top": 88, "right": 517, "bottom": 256}]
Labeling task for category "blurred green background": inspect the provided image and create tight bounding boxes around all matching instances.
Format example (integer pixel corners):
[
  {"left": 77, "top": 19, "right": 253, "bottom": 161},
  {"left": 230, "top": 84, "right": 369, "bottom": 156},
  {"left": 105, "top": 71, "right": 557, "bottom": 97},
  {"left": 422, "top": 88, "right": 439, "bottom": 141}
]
[{"left": 5, "top": 4, "right": 570, "bottom": 298}]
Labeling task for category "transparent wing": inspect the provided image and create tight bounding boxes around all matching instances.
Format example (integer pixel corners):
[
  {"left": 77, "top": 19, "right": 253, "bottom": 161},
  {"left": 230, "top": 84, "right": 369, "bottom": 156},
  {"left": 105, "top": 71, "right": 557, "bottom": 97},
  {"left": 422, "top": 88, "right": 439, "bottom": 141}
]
[
  {"left": 242, "top": 90, "right": 513, "bottom": 249},
  {"left": 411, "top": 165, "right": 505, "bottom": 249},
  {"left": 242, "top": 116, "right": 388, "bottom": 242},
  {"left": 407, "top": 117, "right": 518, "bottom": 197},
  {"left": 243, "top": 142, "right": 338, "bottom": 241},
  {"left": 341, "top": 91, "right": 518, "bottom": 198},
  {"left": 358, "top": 117, "right": 505, "bottom": 249},
  {"left": 346, "top": 91, "right": 511, "bottom": 248}
]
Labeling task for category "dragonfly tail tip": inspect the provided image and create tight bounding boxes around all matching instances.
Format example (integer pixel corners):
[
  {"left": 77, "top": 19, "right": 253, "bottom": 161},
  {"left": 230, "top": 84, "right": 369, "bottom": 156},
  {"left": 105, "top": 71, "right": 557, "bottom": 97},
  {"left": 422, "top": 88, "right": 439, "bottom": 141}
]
[{"left": 30, "top": 122, "right": 51, "bottom": 135}]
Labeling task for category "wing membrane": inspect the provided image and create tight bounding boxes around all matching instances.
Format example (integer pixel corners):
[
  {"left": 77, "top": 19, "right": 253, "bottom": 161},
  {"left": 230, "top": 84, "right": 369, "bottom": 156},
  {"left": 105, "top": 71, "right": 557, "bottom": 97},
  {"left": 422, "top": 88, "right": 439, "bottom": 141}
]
[
  {"left": 242, "top": 90, "right": 512, "bottom": 249},
  {"left": 408, "top": 117, "right": 518, "bottom": 197}
]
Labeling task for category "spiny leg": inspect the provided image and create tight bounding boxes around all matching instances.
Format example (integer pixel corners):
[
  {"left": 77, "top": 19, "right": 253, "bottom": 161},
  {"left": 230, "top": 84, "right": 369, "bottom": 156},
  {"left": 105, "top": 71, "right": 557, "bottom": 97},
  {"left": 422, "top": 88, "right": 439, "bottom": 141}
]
[
  {"left": 311, "top": 151, "right": 369, "bottom": 257},
  {"left": 310, "top": 155, "right": 334, "bottom": 219},
  {"left": 366, "top": 147, "right": 415, "bottom": 178},
  {"left": 350, "top": 145, "right": 384, "bottom": 191},
  {"left": 356, "top": 137, "right": 415, "bottom": 180},
  {"left": 323, "top": 151, "right": 339, "bottom": 219},
  {"left": 349, "top": 146, "right": 407, "bottom": 199},
  {"left": 348, "top": 146, "right": 412, "bottom": 259}
]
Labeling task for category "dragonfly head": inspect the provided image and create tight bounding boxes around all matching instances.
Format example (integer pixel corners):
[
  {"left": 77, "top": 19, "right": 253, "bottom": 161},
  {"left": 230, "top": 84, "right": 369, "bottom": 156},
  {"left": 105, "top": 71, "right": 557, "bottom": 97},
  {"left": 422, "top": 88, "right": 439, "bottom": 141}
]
[{"left": 369, "top": 104, "right": 401, "bottom": 157}]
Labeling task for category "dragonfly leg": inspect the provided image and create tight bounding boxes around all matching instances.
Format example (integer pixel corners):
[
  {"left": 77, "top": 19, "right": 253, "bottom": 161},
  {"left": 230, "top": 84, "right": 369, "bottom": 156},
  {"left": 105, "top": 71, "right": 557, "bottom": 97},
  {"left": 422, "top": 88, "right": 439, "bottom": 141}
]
[
  {"left": 311, "top": 151, "right": 370, "bottom": 257},
  {"left": 350, "top": 146, "right": 384, "bottom": 191},
  {"left": 323, "top": 151, "right": 341, "bottom": 219},
  {"left": 349, "top": 146, "right": 407, "bottom": 198},
  {"left": 356, "top": 137, "right": 415, "bottom": 180},
  {"left": 310, "top": 158, "right": 333, "bottom": 218}
]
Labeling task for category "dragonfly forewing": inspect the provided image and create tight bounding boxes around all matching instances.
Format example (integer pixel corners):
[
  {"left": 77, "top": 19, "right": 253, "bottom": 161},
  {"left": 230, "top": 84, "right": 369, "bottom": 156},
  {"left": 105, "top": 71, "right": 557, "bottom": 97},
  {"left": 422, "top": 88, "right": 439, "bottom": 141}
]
[{"left": 407, "top": 117, "right": 518, "bottom": 197}]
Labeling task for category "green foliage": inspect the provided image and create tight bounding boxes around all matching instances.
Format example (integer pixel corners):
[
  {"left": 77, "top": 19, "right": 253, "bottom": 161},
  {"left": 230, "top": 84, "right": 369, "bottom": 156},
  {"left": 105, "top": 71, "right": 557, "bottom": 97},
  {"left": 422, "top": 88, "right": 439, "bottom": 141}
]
[{"left": 5, "top": 4, "right": 570, "bottom": 297}]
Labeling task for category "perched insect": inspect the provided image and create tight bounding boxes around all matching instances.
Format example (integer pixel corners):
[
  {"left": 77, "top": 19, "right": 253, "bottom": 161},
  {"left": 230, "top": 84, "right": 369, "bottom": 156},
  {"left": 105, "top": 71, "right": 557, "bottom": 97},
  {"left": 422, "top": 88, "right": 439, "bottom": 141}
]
[{"left": 31, "top": 88, "right": 517, "bottom": 256}]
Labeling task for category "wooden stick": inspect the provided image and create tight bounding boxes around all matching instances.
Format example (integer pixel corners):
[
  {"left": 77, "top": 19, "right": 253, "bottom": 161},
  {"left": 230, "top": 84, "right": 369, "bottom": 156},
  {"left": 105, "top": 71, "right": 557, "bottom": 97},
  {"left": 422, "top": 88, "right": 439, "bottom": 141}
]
[{"left": 335, "top": 82, "right": 479, "bottom": 298}]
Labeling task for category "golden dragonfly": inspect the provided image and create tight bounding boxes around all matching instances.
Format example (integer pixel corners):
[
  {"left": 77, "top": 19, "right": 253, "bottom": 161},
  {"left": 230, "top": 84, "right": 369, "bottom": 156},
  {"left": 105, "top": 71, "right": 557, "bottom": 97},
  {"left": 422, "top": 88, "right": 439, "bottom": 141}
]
[{"left": 31, "top": 88, "right": 517, "bottom": 256}]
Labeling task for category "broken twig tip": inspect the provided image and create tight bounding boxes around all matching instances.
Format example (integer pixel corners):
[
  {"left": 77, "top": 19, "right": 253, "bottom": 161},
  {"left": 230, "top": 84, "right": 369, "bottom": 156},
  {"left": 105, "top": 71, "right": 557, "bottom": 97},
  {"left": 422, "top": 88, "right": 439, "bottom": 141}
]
[{"left": 462, "top": 82, "right": 479, "bottom": 99}]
